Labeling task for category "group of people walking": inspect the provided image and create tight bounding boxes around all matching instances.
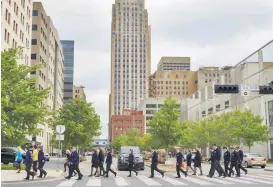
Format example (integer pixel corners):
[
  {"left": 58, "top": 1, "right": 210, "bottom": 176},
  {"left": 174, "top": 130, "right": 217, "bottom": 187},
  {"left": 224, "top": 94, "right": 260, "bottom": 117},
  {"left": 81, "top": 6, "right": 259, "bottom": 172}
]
[
  {"left": 207, "top": 144, "right": 247, "bottom": 178},
  {"left": 14, "top": 142, "right": 47, "bottom": 180},
  {"left": 64, "top": 147, "right": 83, "bottom": 180}
]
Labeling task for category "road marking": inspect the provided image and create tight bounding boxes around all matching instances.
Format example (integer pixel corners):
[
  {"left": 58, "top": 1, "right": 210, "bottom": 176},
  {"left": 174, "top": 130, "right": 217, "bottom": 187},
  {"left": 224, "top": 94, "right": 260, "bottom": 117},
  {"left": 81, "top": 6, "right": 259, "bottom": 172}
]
[
  {"left": 240, "top": 177, "right": 273, "bottom": 184},
  {"left": 115, "top": 176, "right": 129, "bottom": 186},
  {"left": 224, "top": 177, "right": 256, "bottom": 184},
  {"left": 256, "top": 174, "right": 273, "bottom": 178},
  {"left": 137, "top": 175, "right": 161, "bottom": 185},
  {"left": 171, "top": 174, "right": 212, "bottom": 185},
  {"left": 199, "top": 176, "right": 234, "bottom": 184},
  {"left": 56, "top": 180, "right": 77, "bottom": 187},
  {"left": 155, "top": 175, "right": 187, "bottom": 185},
  {"left": 86, "top": 178, "right": 101, "bottom": 186},
  {"left": 245, "top": 175, "right": 273, "bottom": 181}
]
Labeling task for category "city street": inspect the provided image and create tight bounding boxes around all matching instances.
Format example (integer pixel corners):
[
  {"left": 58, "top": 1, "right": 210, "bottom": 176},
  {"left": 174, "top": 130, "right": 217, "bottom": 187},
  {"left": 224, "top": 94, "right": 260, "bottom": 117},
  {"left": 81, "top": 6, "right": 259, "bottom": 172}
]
[{"left": 2, "top": 158, "right": 273, "bottom": 187}]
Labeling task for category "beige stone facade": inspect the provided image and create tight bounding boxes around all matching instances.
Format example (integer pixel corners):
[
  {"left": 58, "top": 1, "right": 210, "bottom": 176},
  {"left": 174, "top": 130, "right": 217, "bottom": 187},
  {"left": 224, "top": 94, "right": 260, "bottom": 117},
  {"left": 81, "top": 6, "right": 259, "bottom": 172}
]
[
  {"left": 73, "top": 85, "right": 86, "bottom": 101},
  {"left": 1, "top": 0, "right": 32, "bottom": 65},
  {"left": 110, "top": 0, "right": 151, "bottom": 117},
  {"left": 157, "top": 57, "right": 191, "bottom": 71}
]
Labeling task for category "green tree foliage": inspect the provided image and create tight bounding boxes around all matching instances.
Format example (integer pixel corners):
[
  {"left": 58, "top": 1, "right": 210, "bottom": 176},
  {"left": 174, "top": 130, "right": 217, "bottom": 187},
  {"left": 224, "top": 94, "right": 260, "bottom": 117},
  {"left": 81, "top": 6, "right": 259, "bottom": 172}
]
[
  {"left": 53, "top": 98, "right": 101, "bottom": 148},
  {"left": 149, "top": 98, "right": 183, "bottom": 151},
  {"left": 111, "top": 128, "right": 152, "bottom": 151},
  {"left": 181, "top": 110, "right": 268, "bottom": 150},
  {"left": 1, "top": 48, "right": 49, "bottom": 145}
]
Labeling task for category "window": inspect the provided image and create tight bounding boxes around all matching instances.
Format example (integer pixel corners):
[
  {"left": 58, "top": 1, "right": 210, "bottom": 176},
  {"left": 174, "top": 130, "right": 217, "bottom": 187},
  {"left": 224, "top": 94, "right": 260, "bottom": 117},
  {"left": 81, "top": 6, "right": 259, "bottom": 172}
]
[
  {"left": 32, "top": 24, "right": 38, "bottom": 30},
  {"left": 31, "top": 54, "right": 37, "bottom": 60},
  {"left": 33, "top": 10, "right": 38, "bottom": 16},
  {"left": 32, "top": 39, "right": 37, "bottom": 45}
]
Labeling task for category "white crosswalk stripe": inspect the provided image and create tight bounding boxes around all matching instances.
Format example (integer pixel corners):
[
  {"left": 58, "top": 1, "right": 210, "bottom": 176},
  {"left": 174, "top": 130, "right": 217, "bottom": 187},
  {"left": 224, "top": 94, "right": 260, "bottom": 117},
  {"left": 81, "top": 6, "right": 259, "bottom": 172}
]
[
  {"left": 56, "top": 179, "right": 77, "bottom": 187},
  {"left": 155, "top": 175, "right": 187, "bottom": 185},
  {"left": 199, "top": 176, "right": 235, "bottom": 185},
  {"left": 53, "top": 173, "right": 273, "bottom": 186},
  {"left": 86, "top": 178, "right": 101, "bottom": 186},
  {"left": 114, "top": 176, "right": 129, "bottom": 186},
  {"left": 137, "top": 175, "right": 161, "bottom": 185},
  {"left": 170, "top": 174, "right": 212, "bottom": 185}
]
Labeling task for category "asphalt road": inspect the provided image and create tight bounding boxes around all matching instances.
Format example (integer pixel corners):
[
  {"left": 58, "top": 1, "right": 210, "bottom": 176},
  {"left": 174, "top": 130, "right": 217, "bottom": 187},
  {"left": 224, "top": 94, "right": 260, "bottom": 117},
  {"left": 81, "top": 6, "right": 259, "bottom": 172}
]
[{"left": 2, "top": 158, "right": 273, "bottom": 187}]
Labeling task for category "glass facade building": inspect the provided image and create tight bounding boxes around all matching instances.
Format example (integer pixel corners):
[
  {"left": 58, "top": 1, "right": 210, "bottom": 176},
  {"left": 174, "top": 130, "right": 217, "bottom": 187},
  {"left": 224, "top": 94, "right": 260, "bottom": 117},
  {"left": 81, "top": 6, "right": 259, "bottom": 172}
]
[{"left": 61, "top": 40, "right": 74, "bottom": 103}]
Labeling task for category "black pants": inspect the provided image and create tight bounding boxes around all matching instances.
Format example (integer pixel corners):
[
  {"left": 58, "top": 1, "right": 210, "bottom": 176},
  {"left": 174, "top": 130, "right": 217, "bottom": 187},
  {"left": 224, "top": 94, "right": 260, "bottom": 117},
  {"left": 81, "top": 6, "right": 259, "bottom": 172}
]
[
  {"left": 17, "top": 161, "right": 22, "bottom": 171},
  {"left": 128, "top": 163, "right": 137, "bottom": 176},
  {"left": 33, "top": 161, "right": 38, "bottom": 173},
  {"left": 238, "top": 162, "right": 247, "bottom": 173},
  {"left": 224, "top": 162, "right": 230, "bottom": 174},
  {"left": 229, "top": 162, "right": 239, "bottom": 176},
  {"left": 209, "top": 161, "right": 216, "bottom": 177},
  {"left": 72, "top": 163, "right": 82, "bottom": 177},
  {"left": 106, "top": 163, "right": 116, "bottom": 176},
  {"left": 64, "top": 161, "right": 69, "bottom": 172},
  {"left": 25, "top": 163, "right": 34, "bottom": 179},
  {"left": 38, "top": 161, "right": 47, "bottom": 177},
  {"left": 99, "top": 162, "right": 106, "bottom": 175},
  {"left": 176, "top": 165, "right": 186, "bottom": 177},
  {"left": 151, "top": 163, "right": 164, "bottom": 177},
  {"left": 215, "top": 161, "right": 226, "bottom": 176}
]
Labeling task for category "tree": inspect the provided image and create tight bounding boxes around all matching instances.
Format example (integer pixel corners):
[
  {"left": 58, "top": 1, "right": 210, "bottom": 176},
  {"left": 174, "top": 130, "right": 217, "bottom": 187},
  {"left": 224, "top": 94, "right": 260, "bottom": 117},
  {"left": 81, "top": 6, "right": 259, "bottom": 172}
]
[
  {"left": 1, "top": 48, "right": 49, "bottom": 145},
  {"left": 229, "top": 110, "right": 268, "bottom": 151},
  {"left": 149, "top": 98, "right": 183, "bottom": 151},
  {"left": 111, "top": 135, "right": 129, "bottom": 152},
  {"left": 53, "top": 98, "right": 101, "bottom": 148}
]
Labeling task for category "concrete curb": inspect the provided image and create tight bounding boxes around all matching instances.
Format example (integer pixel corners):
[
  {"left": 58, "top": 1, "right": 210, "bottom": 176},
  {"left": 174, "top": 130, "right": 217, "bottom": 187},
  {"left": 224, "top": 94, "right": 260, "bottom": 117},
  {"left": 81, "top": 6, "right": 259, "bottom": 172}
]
[
  {"left": 1, "top": 176, "right": 63, "bottom": 185},
  {"left": 264, "top": 169, "right": 273, "bottom": 172}
]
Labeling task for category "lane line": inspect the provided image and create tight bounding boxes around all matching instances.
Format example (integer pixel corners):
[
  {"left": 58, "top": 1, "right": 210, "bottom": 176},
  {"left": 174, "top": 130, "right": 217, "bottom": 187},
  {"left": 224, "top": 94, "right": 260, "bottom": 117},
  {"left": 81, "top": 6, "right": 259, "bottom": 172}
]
[
  {"left": 115, "top": 176, "right": 129, "bottom": 186},
  {"left": 56, "top": 180, "right": 77, "bottom": 187},
  {"left": 137, "top": 175, "right": 162, "bottom": 186},
  {"left": 155, "top": 175, "right": 188, "bottom": 185},
  {"left": 86, "top": 178, "right": 101, "bottom": 186}
]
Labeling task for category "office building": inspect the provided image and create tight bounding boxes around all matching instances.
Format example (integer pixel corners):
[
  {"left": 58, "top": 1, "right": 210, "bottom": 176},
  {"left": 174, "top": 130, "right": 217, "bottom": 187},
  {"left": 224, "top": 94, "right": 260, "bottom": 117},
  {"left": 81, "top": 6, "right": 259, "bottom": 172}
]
[
  {"left": 148, "top": 70, "right": 197, "bottom": 99},
  {"left": 73, "top": 85, "right": 86, "bottom": 101},
  {"left": 157, "top": 57, "right": 191, "bottom": 71},
  {"left": 110, "top": 109, "right": 145, "bottom": 141},
  {"left": 31, "top": 2, "right": 64, "bottom": 151},
  {"left": 61, "top": 40, "right": 75, "bottom": 103},
  {"left": 1, "top": 0, "right": 32, "bottom": 65},
  {"left": 110, "top": 0, "right": 151, "bottom": 118},
  {"left": 180, "top": 40, "right": 273, "bottom": 159}
]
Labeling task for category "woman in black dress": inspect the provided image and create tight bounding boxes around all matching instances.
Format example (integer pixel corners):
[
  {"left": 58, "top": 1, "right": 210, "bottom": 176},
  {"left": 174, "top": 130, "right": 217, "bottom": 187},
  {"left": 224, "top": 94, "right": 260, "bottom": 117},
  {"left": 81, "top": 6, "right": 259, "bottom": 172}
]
[
  {"left": 192, "top": 148, "right": 203, "bottom": 175},
  {"left": 186, "top": 150, "right": 195, "bottom": 173}
]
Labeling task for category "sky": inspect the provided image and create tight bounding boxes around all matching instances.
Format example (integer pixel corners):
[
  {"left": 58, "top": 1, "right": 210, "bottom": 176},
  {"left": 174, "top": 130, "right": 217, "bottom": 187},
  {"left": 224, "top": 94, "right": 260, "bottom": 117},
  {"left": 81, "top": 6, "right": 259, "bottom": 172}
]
[{"left": 39, "top": 0, "right": 273, "bottom": 138}]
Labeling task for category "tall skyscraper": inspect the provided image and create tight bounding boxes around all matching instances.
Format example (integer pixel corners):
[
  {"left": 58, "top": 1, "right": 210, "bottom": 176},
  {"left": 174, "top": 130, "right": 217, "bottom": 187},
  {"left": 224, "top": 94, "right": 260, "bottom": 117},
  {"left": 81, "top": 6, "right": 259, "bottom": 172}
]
[
  {"left": 61, "top": 40, "right": 75, "bottom": 103},
  {"left": 110, "top": 0, "right": 151, "bottom": 116},
  {"left": 1, "top": 0, "right": 33, "bottom": 65}
]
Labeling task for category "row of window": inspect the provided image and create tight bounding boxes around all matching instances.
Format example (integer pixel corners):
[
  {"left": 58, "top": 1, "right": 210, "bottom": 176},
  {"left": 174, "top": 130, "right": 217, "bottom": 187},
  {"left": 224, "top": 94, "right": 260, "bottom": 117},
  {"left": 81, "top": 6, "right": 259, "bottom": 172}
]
[
  {"left": 154, "top": 86, "right": 189, "bottom": 90},
  {"left": 153, "top": 80, "right": 189, "bottom": 85},
  {"left": 153, "top": 91, "right": 189, "bottom": 96}
]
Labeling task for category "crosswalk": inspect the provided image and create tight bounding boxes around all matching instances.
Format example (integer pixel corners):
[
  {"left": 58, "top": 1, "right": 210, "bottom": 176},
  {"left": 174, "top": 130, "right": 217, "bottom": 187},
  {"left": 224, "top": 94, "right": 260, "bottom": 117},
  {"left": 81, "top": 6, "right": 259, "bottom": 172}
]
[{"left": 55, "top": 173, "right": 273, "bottom": 186}]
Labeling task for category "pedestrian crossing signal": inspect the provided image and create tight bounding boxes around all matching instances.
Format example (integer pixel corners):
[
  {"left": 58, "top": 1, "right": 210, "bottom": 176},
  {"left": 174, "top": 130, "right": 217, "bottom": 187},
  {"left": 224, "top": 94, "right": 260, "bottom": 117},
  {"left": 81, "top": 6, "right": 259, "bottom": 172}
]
[{"left": 214, "top": 85, "right": 239, "bottom": 94}]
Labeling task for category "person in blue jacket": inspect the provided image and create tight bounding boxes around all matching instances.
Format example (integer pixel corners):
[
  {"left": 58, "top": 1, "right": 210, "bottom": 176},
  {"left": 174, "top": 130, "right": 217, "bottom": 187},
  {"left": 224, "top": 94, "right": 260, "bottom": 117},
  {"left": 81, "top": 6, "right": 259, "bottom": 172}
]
[
  {"left": 66, "top": 147, "right": 83, "bottom": 180},
  {"left": 89, "top": 149, "right": 99, "bottom": 177},
  {"left": 37, "top": 145, "right": 47, "bottom": 178},
  {"left": 98, "top": 148, "right": 106, "bottom": 176},
  {"left": 105, "top": 149, "right": 117, "bottom": 177},
  {"left": 149, "top": 149, "right": 164, "bottom": 178},
  {"left": 175, "top": 148, "right": 187, "bottom": 178},
  {"left": 236, "top": 147, "right": 247, "bottom": 175},
  {"left": 127, "top": 149, "right": 138, "bottom": 177},
  {"left": 24, "top": 146, "right": 34, "bottom": 180},
  {"left": 212, "top": 144, "right": 226, "bottom": 178}
]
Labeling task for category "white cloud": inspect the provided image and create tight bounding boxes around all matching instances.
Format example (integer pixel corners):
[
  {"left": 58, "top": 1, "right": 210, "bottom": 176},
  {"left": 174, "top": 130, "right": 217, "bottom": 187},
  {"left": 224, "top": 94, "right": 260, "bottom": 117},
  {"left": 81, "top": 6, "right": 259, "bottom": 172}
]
[{"left": 39, "top": 0, "right": 273, "bottom": 138}]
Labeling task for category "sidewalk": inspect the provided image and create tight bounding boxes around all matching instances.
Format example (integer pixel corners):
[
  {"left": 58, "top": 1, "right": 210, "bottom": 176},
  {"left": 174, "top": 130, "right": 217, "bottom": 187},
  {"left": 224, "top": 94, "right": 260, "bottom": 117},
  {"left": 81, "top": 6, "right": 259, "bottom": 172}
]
[
  {"left": 1, "top": 169, "right": 63, "bottom": 182},
  {"left": 265, "top": 167, "right": 273, "bottom": 172}
]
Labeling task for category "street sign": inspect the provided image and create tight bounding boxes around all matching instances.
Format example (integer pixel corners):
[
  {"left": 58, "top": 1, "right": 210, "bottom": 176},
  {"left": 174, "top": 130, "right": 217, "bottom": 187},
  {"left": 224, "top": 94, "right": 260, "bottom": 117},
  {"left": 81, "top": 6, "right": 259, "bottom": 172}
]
[
  {"left": 56, "top": 125, "right": 65, "bottom": 134},
  {"left": 56, "top": 134, "right": 64, "bottom": 141},
  {"left": 240, "top": 84, "right": 251, "bottom": 96}
]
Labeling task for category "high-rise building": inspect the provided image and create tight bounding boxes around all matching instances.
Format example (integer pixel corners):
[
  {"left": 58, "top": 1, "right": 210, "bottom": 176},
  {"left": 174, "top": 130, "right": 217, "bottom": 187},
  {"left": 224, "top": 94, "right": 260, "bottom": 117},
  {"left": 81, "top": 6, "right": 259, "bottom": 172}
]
[
  {"left": 157, "top": 57, "right": 191, "bottom": 71},
  {"left": 61, "top": 40, "right": 75, "bottom": 103},
  {"left": 1, "top": 0, "right": 32, "bottom": 65},
  {"left": 31, "top": 2, "right": 64, "bottom": 151},
  {"left": 73, "top": 85, "right": 86, "bottom": 101},
  {"left": 148, "top": 71, "right": 197, "bottom": 99},
  {"left": 110, "top": 0, "right": 151, "bottom": 117}
]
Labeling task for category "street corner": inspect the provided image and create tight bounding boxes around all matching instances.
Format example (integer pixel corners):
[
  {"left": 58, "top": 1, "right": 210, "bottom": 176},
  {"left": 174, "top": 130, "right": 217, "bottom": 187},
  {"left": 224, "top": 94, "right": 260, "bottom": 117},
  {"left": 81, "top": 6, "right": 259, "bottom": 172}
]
[{"left": 1, "top": 170, "right": 64, "bottom": 185}]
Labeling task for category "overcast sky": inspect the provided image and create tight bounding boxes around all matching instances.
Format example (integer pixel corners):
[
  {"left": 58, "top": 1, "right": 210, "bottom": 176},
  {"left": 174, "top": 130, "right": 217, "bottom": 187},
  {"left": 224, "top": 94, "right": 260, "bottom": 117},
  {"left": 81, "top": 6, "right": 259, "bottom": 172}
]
[{"left": 39, "top": 0, "right": 273, "bottom": 138}]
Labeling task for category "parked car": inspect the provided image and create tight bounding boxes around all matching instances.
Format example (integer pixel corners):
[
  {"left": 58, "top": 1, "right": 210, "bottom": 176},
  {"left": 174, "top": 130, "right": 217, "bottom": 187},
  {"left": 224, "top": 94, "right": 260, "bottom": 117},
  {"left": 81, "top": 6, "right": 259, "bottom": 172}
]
[
  {"left": 243, "top": 153, "right": 267, "bottom": 168},
  {"left": 117, "top": 146, "right": 144, "bottom": 171},
  {"left": 44, "top": 152, "right": 50, "bottom": 161},
  {"left": 1, "top": 147, "right": 26, "bottom": 165}
]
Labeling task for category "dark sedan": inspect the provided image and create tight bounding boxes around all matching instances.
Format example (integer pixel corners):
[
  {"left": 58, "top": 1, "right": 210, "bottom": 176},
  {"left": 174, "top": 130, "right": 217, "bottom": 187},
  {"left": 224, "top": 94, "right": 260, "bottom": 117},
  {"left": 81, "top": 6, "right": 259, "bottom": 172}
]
[
  {"left": 1, "top": 147, "right": 26, "bottom": 165},
  {"left": 117, "top": 146, "right": 145, "bottom": 171}
]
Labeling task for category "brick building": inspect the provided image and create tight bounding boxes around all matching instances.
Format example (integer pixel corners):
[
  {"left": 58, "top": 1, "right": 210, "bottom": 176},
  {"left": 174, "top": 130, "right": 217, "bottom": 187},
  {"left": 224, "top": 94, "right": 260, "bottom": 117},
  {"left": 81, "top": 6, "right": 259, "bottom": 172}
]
[{"left": 110, "top": 109, "right": 145, "bottom": 142}]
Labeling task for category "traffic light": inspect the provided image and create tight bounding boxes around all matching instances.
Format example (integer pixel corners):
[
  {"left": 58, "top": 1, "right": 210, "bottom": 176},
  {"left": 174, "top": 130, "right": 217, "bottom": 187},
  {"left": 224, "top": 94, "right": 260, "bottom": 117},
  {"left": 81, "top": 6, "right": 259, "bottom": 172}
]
[
  {"left": 214, "top": 85, "right": 239, "bottom": 94},
  {"left": 259, "top": 85, "right": 273, "bottom": 94}
]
